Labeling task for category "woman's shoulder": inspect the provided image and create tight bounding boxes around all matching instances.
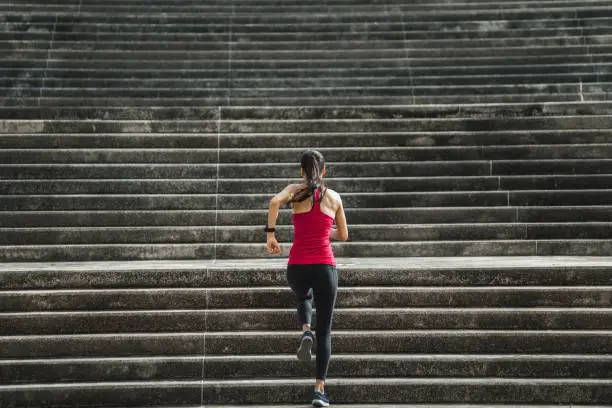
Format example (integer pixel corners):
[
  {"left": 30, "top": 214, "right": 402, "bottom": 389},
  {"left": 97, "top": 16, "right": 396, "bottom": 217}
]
[{"left": 324, "top": 187, "right": 342, "bottom": 201}]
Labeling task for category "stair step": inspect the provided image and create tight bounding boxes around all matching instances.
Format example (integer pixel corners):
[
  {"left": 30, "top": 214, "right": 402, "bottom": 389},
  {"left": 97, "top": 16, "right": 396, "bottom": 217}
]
[
  {"left": 11, "top": 47, "right": 612, "bottom": 62},
  {"left": 3, "top": 286, "right": 610, "bottom": 311},
  {"left": 8, "top": 36, "right": 612, "bottom": 52},
  {"left": 4, "top": 308, "right": 612, "bottom": 334},
  {"left": 2, "top": 94, "right": 606, "bottom": 107},
  {"left": 4, "top": 190, "right": 612, "bottom": 211},
  {"left": 2, "top": 130, "right": 610, "bottom": 148},
  {"left": 8, "top": 0, "right": 612, "bottom": 13},
  {"left": 2, "top": 377, "right": 611, "bottom": 406},
  {"left": 6, "top": 27, "right": 612, "bottom": 42},
  {"left": 3, "top": 239, "right": 612, "bottom": 261},
  {"left": 3, "top": 160, "right": 612, "bottom": 178},
  {"left": 2, "top": 103, "right": 611, "bottom": 122},
  {"left": 3, "top": 354, "right": 611, "bottom": 383},
  {"left": 2, "top": 330, "right": 612, "bottom": 358},
  {"left": 7, "top": 68, "right": 612, "bottom": 87},
  {"left": 5, "top": 96, "right": 612, "bottom": 115},
  {"left": 201, "top": 378, "right": 612, "bottom": 404},
  {"left": 14, "top": 205, "right": 612, "bottom": 228},
  {"left": 3, "top": 223, "right": 612, "bottom": 245},
  {"left": 5, "top": 6, "right": 611, "bottom": 21},
  {"left": 9, "top": 51, "right": 612, "bottom": 65},
  {"left": 4, "top": 69, "right": 609, "bottom": 85},
  {"left": 4, "top": 115, "right": 609, "bottom": 134},
  {"left": 3, "top": 175, "right": 612, "bottom": 194},
  {"left": 2, "top": 257, "right": 610, "bottom": 289},
  {"left": 4, "top": 144, "right": 612, "bottom": 164}
]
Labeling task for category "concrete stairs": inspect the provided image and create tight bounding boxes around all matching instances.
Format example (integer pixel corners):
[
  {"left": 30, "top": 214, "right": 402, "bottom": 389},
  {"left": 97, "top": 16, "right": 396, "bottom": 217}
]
[
  {"left": 3, "top": 0, "right": 612, "bottom": 261},
  {"left": 2, "top": 257, "right": 612, "bottom": 406},
  {"left": 2, "top": 0, "right": 612, "bottom": 406},
  {"left": 4, "top": 106, "right": 612, "bottom": 260}
]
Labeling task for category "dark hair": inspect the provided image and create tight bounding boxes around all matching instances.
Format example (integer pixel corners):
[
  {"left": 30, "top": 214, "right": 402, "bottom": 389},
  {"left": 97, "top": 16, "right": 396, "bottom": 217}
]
[{"left": 291, "top": 150, "right": 325, "bottom": 203}]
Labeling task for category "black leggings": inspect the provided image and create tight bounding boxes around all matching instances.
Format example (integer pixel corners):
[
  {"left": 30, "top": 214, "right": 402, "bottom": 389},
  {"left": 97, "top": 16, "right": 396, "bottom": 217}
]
[{"left": 286, "top": 264, "right": 338, "bottom": 381}]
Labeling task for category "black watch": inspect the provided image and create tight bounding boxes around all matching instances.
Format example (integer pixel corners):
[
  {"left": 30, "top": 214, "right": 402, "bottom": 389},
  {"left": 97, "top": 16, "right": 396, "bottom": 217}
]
[{"left": 264, "top": 226, "right": 276, "bottom": 233}]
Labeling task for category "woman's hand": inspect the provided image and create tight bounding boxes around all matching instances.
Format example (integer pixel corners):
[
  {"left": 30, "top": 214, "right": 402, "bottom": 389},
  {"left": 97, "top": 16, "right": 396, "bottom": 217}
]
[{"left": 267, "top": 236, "right": 281, "bottom": 255}]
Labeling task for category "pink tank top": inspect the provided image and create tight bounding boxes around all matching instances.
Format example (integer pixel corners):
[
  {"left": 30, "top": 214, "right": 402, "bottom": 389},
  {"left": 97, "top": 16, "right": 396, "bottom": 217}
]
[{"left": 288, "top": 187, "right": 336, "bottom": 266}]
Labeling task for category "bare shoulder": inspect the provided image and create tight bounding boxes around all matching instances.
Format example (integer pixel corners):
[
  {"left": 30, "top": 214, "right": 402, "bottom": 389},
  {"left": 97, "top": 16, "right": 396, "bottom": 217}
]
[{"left": 325, "top": 188, "right": 342, "bottom": 203}]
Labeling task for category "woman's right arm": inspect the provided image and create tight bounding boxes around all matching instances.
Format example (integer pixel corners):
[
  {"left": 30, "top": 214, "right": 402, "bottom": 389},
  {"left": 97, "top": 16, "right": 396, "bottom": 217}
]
[{"left": 329, "top": 195, "right": 348, "bottom": 241}]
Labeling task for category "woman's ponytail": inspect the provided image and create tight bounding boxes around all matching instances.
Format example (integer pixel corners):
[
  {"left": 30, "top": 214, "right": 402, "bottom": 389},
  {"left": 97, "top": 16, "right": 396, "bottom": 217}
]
[{"left": 291, "top": 150, "right": 325, "bottom": 203}]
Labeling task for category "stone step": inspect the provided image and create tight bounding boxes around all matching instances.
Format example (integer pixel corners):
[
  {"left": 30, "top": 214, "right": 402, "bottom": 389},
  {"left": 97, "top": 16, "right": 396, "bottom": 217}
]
[
  {"left": 4, "top": 6, "right": 610, "bottom": 22},
  {"left": 2, "top": 92, "right": 606, "bottom": 105},
  {"left": 3, "top": 144, "right": 612, "bottom": 164},
  {"left": 2, "top": 257, "right": 610, "bottom": 289},
  {"left": 5, "top": 74, "right": 609, "bottom": 91},
  {"left": 3, "top": 68, "right": 606, "bottom": 92},
  {"left": 6, "top": 59, "right": 611, "bottom": 81},
  {"left": 3, "top": 239, "right": 612, "bottom": 261},
  {"left": 5, "top": 26, "right": 612, "bottom": 42},
  {"left": 3, "top": 93, "right": 608, "bottom": 110},
  {"left": 8, "top": 37, "right": 611, "bottom": 52},
  {"left": 6, "top": 34, "right": 612, "bottom": 52},
  {"left": 0, "top": 162, "right": 497, "bottom": 179},
  {"left": 20, "top": 82, "right": 608, "bottom": 98},
  {"left": 187, "top": 378, "right": 612, "bottom": 405},
  {"left": 0, "top": 103, "right": 606, "bottom": 121},
  {"left": 6, "top": 63, "right": 610, "bottom": 85},
  {"left": 2, "top": 355, "right": 611, "bottom": 383},
  {"left": 2, "top": 330, "right": 611, "bottom": 358},
  {"left": 2, "top": 377, "right": 611, "bottom": 406},
  {"left": 2, "top": 130, "right": 610, "bottom": 149},
  {"left": 3, "top": 223, "right": 612, "bottom": 245},
  {"left": 3, "top": 286, "right": 611, "bottom": 311},
  {"left": 7, "top": 49, "right": 612, "bottom": 64},
  {"left": 1, "top": 92, "right": 608, "bottom": 107},
  {"left": 4, "top": 68, "right": 611, "bottom": 83},
  {"left": 3, "top": 174, "right": 612, "bottom": 194},
  {"left": 3, "top": 206, "right": 612, "bottom": 228},
  {"left": 6, "top": 190, "right": 612, "bottom": 211},
  {"left": 10, "top": 46, "right": 612, "bottom": 63},
  {"left": 1, "top": 116, "right": 611, "bottom": 134},
  {"left": 7, "top": 307, "right": 611, "bottom": 334},
  {"left": 2, "top": 93, "right": 606, "bottom": 109},
  {"left": 7, "top": 28, "right": 608, "bottom": 44},
  {"left": 8, "top": 0, "right": 612, "bottom": 13},
  {"left": 0, "top": 26, "right": 610, "bottom": 49},
  {"left": 11, "top": 49, "right": 612, "bottom": 66}
]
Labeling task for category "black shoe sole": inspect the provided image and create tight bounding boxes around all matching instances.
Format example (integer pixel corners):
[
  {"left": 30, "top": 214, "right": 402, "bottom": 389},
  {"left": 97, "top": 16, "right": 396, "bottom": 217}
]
[{"left": 297, "top": 335, "right": 313, "bottom": 362}]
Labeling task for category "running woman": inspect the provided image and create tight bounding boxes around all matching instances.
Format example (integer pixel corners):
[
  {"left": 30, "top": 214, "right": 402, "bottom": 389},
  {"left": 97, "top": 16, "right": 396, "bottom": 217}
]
[{"left": 265, "top": 150, "right": 348, "bottom": 407}]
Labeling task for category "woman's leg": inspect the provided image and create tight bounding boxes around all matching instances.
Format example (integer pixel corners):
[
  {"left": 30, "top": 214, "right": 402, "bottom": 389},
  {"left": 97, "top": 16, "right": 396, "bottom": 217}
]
[
  {"left": 286, "top": 265, "right": 313, "bottom": 328},
  {"left": 311, "top": 265, "right": 338, "bottom": 390},
  {"left": 287, "top": 265, "right": 317, "bottom": 362}
]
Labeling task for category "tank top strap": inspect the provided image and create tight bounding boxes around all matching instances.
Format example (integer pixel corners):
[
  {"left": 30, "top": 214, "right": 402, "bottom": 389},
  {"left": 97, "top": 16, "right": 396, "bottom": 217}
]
[{"left": 311, "top": 186, "right": 327, "bottom": 210}]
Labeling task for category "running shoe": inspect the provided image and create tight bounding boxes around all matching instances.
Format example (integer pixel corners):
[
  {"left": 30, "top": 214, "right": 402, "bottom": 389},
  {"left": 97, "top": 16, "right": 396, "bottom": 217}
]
[
  {"left": 297, "top": 330, "right": 314, "bottom": 362},
  {"left": 312, "top": 390, "right": 330, "bottom": 407}
]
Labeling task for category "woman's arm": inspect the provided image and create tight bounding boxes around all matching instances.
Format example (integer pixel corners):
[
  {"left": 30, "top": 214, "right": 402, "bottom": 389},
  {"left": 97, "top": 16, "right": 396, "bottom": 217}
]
[
  {"left": 329, "top": 195, "right": 348, "bottom": 241},
  {"left": 266, "top": 184, "right": 299, "bottom": 254}
]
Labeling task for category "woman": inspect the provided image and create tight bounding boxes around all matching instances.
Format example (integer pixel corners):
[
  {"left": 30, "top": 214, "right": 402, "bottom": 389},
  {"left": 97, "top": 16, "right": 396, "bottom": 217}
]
[{"left": 265, "top": 150, "right": 348, "bottom": 407}]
